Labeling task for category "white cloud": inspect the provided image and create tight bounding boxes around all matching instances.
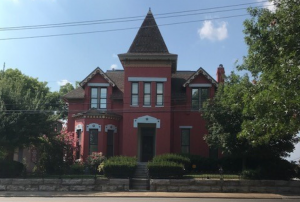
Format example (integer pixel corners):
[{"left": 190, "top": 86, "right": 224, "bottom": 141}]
[
  {"left": 110, "top": 64, "right": 118, "bottom": 69},
  {"left": 57, "top": 79, "right": 71, "bottom": 86},
  {"left": 257, "top": 0, "right": 276, "bottom": 12},
  {"left": 112, "top": 54, "right": 118, "bottom": 58},
  {"left": 198, "top": 21, "right": 228, "bottom": 42}
]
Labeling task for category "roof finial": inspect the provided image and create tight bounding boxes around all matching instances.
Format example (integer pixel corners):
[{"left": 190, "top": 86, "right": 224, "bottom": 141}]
[{"left": 148, "top": 7, "right": 152, "bottom": 14}]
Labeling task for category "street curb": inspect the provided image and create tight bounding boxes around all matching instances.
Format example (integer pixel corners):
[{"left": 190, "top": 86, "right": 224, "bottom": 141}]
[{"left": 1, "top": 192, "right": 300, "bottom": 199}]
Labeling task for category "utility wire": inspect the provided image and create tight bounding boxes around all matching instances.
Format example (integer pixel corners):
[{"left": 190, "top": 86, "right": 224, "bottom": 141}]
[
  {"left": 0, "top": 14, "right": 248, "bottom": 41},
  {"left": 0, "top": 1, "right": 269, "bottom": 31},
  {"left": 0, "top": 6, "right": 265, "bottom": 32}
]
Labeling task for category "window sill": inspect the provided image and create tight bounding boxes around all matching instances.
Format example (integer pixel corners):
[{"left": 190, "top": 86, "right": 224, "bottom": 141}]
[
  {"left": 155, "top": 105, "right": 164, "bottom": 107},
  {"left": 143, "top": 105, "right": 151, "bottom": 107},
  {"left": 130, "top": 105, "right": 139, "bottom": 107}
]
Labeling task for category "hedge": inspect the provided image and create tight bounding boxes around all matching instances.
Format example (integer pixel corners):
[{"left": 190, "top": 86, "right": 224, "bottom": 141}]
[
  {"left": 148, "top": 161, "right": 184, "bottom": 178},
  {"left": 103, "top": 156, "right": 137, "bottom": 178},
  {"left": 152, "top": 153, "right": 190, "bottom": 169},
  {"left": 0, "top": 160, "right": 25, "bottom": 178}
]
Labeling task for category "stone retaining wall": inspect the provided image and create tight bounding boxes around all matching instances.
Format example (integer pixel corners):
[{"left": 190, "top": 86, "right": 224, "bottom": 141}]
[
  {"left": 0, "top": 178, "right": 129, "bottom": 192},
  {"left": 150, "top": 179, "right": 300, "bottom": 194}
]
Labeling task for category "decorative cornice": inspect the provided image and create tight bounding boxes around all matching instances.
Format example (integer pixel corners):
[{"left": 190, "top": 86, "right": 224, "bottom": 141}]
[
  {"left": 183, "top": 67, "right": 218, "bottom": 87},
  {"left": 73, "top": 113, "right": 121, "bottom": 121},
  {"left": 80, "top": 67, "right": 116, "bottom": 87}
]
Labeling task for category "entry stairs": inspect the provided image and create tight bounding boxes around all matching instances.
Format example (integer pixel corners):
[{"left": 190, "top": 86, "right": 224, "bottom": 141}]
[{"left": 130, "top": 162, "right": 149, "bottom": 191}]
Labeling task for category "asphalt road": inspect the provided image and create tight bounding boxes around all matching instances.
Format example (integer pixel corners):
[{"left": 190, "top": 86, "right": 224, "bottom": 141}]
[{"left": 1, "top": 198, "right": 300, "bottom": 202}]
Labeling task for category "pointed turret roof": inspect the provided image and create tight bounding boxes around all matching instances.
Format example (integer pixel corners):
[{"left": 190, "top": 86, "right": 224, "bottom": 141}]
[{"left": 128, "top": 9, "right": 169, "bottom": 54}]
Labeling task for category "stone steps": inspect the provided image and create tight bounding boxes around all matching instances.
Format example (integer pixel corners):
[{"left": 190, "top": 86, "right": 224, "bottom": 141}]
[{"left": 130, "top": 162, "right": 149, "bottom": 190}]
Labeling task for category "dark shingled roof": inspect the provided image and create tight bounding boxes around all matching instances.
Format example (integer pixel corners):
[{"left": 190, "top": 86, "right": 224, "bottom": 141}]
[
  {"left": 63, "top": 70, "right": 125, "bottom": 100},
  {"left": 171, "top": 71, "right": 195, "bottom": 100},
  {"left": 128, "top": 10, "right": 169, "bottom": 54},
  {"left": 63, "top": 86, "right": 85, "bottom": 99}
]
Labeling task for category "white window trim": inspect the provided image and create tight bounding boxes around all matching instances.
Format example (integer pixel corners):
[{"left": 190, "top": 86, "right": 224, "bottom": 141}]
[
  {"left": 86, "top": 123, "right": 101, "bottom": 132},
  {"left": 105, "top": 124, "right": 117, "bottom": 133},
  {"left": 134, "top": 115, "right": 160, "bottom": 128},
  {"left": 75, "top": 124, "right": 83, "bottom": 131},
  {"left": 179, "top": 126, "right": 193, "bottom": 129},
  {"left": 189, "top": 83, "right": 212, "bottom": 87},
  {"left": 88, "top": 83, "right": 110, "bottom": 87},
  {"left": 128, "top": 77, "right": 167, "bottom": 82}
]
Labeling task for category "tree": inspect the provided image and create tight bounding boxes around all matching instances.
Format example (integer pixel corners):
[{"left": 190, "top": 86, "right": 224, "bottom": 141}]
[
  {"left": 203, "top": 72, "right": 295, "bottom": 171},
  {"left": 237, "top": 0, "right": 300, "bottom": 150},
  {"left": 0, "top": 69, "right": 58, "bottom": 159}
]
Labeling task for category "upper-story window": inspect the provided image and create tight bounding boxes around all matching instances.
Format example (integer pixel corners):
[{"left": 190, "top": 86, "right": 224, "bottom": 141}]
[
  {"left": 131, "top": 82, "right": 139, "bottom": 106},
  {"left": 144, "top": 83, "right": 151, "bottom": 106},
  {"left": 156, "top": 83, "right": 164, "bottom": 106},
  {"left": 192, "top": 88, "right": 209, "bottom": 110},
  {"left": 91, "top": 87, "right": 107, "bottom": 109}
]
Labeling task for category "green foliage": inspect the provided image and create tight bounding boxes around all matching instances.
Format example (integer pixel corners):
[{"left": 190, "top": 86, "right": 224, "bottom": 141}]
[
  {"left": 152, "top": 153, "right": 190, "bottom": 170},
  {"left": 103, "top": 156, "right": 137, "bottom": 178},
  {"left": 34, "top": 135, "right": 66, "bottom": 175},
  {"left": 237, "top": 1, "right": 300, "bottom": 150},
  {"left": 148, "top": 161, "right": 184, "bottom": 179},
  {"left": 0, "top": 68, "right": 59, "bottom": 157},
  {"left": 69, "top": 163, "right": 85, "bottom": 175},
  {"left": 203, "top": 73, "right": 253, "bottom": 158},
  {"left": 0, "top": 160, "right": 25, "bottom": 178}
]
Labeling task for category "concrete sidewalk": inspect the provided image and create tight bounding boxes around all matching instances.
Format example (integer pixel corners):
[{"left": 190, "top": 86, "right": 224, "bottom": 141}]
[{"left": 0, "top": 191, "right": 300, "bottom": 199}]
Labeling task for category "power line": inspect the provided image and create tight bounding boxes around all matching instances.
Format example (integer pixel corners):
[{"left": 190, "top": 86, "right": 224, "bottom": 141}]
[
  {"left": 0, "top": 14, "right": 248, "bottom": 41},
  {"left": 0, "top": 6, "right": 265, "bottom": 32},
  {"left": 0, "top": 1, "right": 268, "bottom": 31}
]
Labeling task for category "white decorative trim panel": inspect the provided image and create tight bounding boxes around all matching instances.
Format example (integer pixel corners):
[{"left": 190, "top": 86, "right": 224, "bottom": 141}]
[
  {"left": 128, "top": 77, "right": 167, "bottom": 82},
  {"left": 86, "top": 123, "right": 101, "bottom": 132},
  {"left": 105, "top": 124, "right": 117, "bottom": 133},
  {"left": 134, "top": 115, "right": 160, "bottom": 128},
  {"left": 189, "top": 83, "right": 212, "bottom": 88}
]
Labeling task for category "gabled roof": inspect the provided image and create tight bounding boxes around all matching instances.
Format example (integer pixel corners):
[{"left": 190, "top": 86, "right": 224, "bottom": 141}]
[
  {"left": 183, "top": 67, "right": 218, "bottom": 87},
  {"left": 79, "top": 67, "right": 116, "bottom": 87},
  {"left": 128, "top": 9, "right": 169, "bottom": 54}
]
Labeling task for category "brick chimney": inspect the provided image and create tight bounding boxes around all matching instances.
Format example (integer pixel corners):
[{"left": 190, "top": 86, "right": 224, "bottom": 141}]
[{"left": 216, "top": 64, "right": 225, "bottom": 83}]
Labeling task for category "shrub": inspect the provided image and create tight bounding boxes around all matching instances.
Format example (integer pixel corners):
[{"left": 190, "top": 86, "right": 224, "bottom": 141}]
[
  {"left": 152, "top": 153, "right": 190, "bottom": 170},
  {"left": 148, "top": 161, "right": 184, "bottom": 178},
  {"left": 86, "top": 152, "right": 106, "bottom": 174},
  {"left": 241, "top": 169, "right": 261, "bottom": 179},
  {"left": 69, "top": 163, "right": 85, "bottom": 175},
  {"left": 103, "top": 156, "right": 137, "bottom": 178},
  {"left": 0, "top": 160, "right": 25, "bottom": 178}
]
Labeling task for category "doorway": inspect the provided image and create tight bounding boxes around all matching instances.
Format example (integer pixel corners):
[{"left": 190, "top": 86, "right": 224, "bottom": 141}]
[{"left": 139, "top": 126, "right": 155, "bottom": 162}]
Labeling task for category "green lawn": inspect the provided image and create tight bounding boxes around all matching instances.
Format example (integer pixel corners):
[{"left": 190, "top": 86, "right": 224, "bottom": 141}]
[
  {"left": 24, "top": 174, "right": 106, "bottom": 179},
  {"left": 184, "top": 173, "right": 240, "bottom": 180}
]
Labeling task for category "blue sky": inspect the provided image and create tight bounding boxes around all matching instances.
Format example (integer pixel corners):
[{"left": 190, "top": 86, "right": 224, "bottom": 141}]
[{"left": 0, "top": 0, "right": 299, "bottom": 162}]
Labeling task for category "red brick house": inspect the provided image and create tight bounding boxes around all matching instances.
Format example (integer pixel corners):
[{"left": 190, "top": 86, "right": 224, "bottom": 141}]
[{"left": 63, "top": 10, "right": 225, "bottom": 162}]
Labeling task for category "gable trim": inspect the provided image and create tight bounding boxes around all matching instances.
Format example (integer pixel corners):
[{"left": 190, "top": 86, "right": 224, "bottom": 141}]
[
  {"left": 183, "top": 67, "right": 218, "bottom": 87},
  {"left": 80, "top": 67, "right": 116, "bottom": 87}
]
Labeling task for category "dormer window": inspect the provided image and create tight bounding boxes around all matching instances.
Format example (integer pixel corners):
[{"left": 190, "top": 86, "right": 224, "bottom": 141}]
[
  {"left": 91, "top": 87, "right": 107, "bottom": 109},
  {"left": 192, "top": 88, "right": 209, "bottom": 110}
]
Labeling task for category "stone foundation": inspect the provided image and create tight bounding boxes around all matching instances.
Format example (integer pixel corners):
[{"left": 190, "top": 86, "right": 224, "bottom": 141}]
[
  {"left": 0, "top": 178, "right": 129, "bottom": 192},
  {"left": 150, "top": 179, "right": 300, "bottom": 194}
]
